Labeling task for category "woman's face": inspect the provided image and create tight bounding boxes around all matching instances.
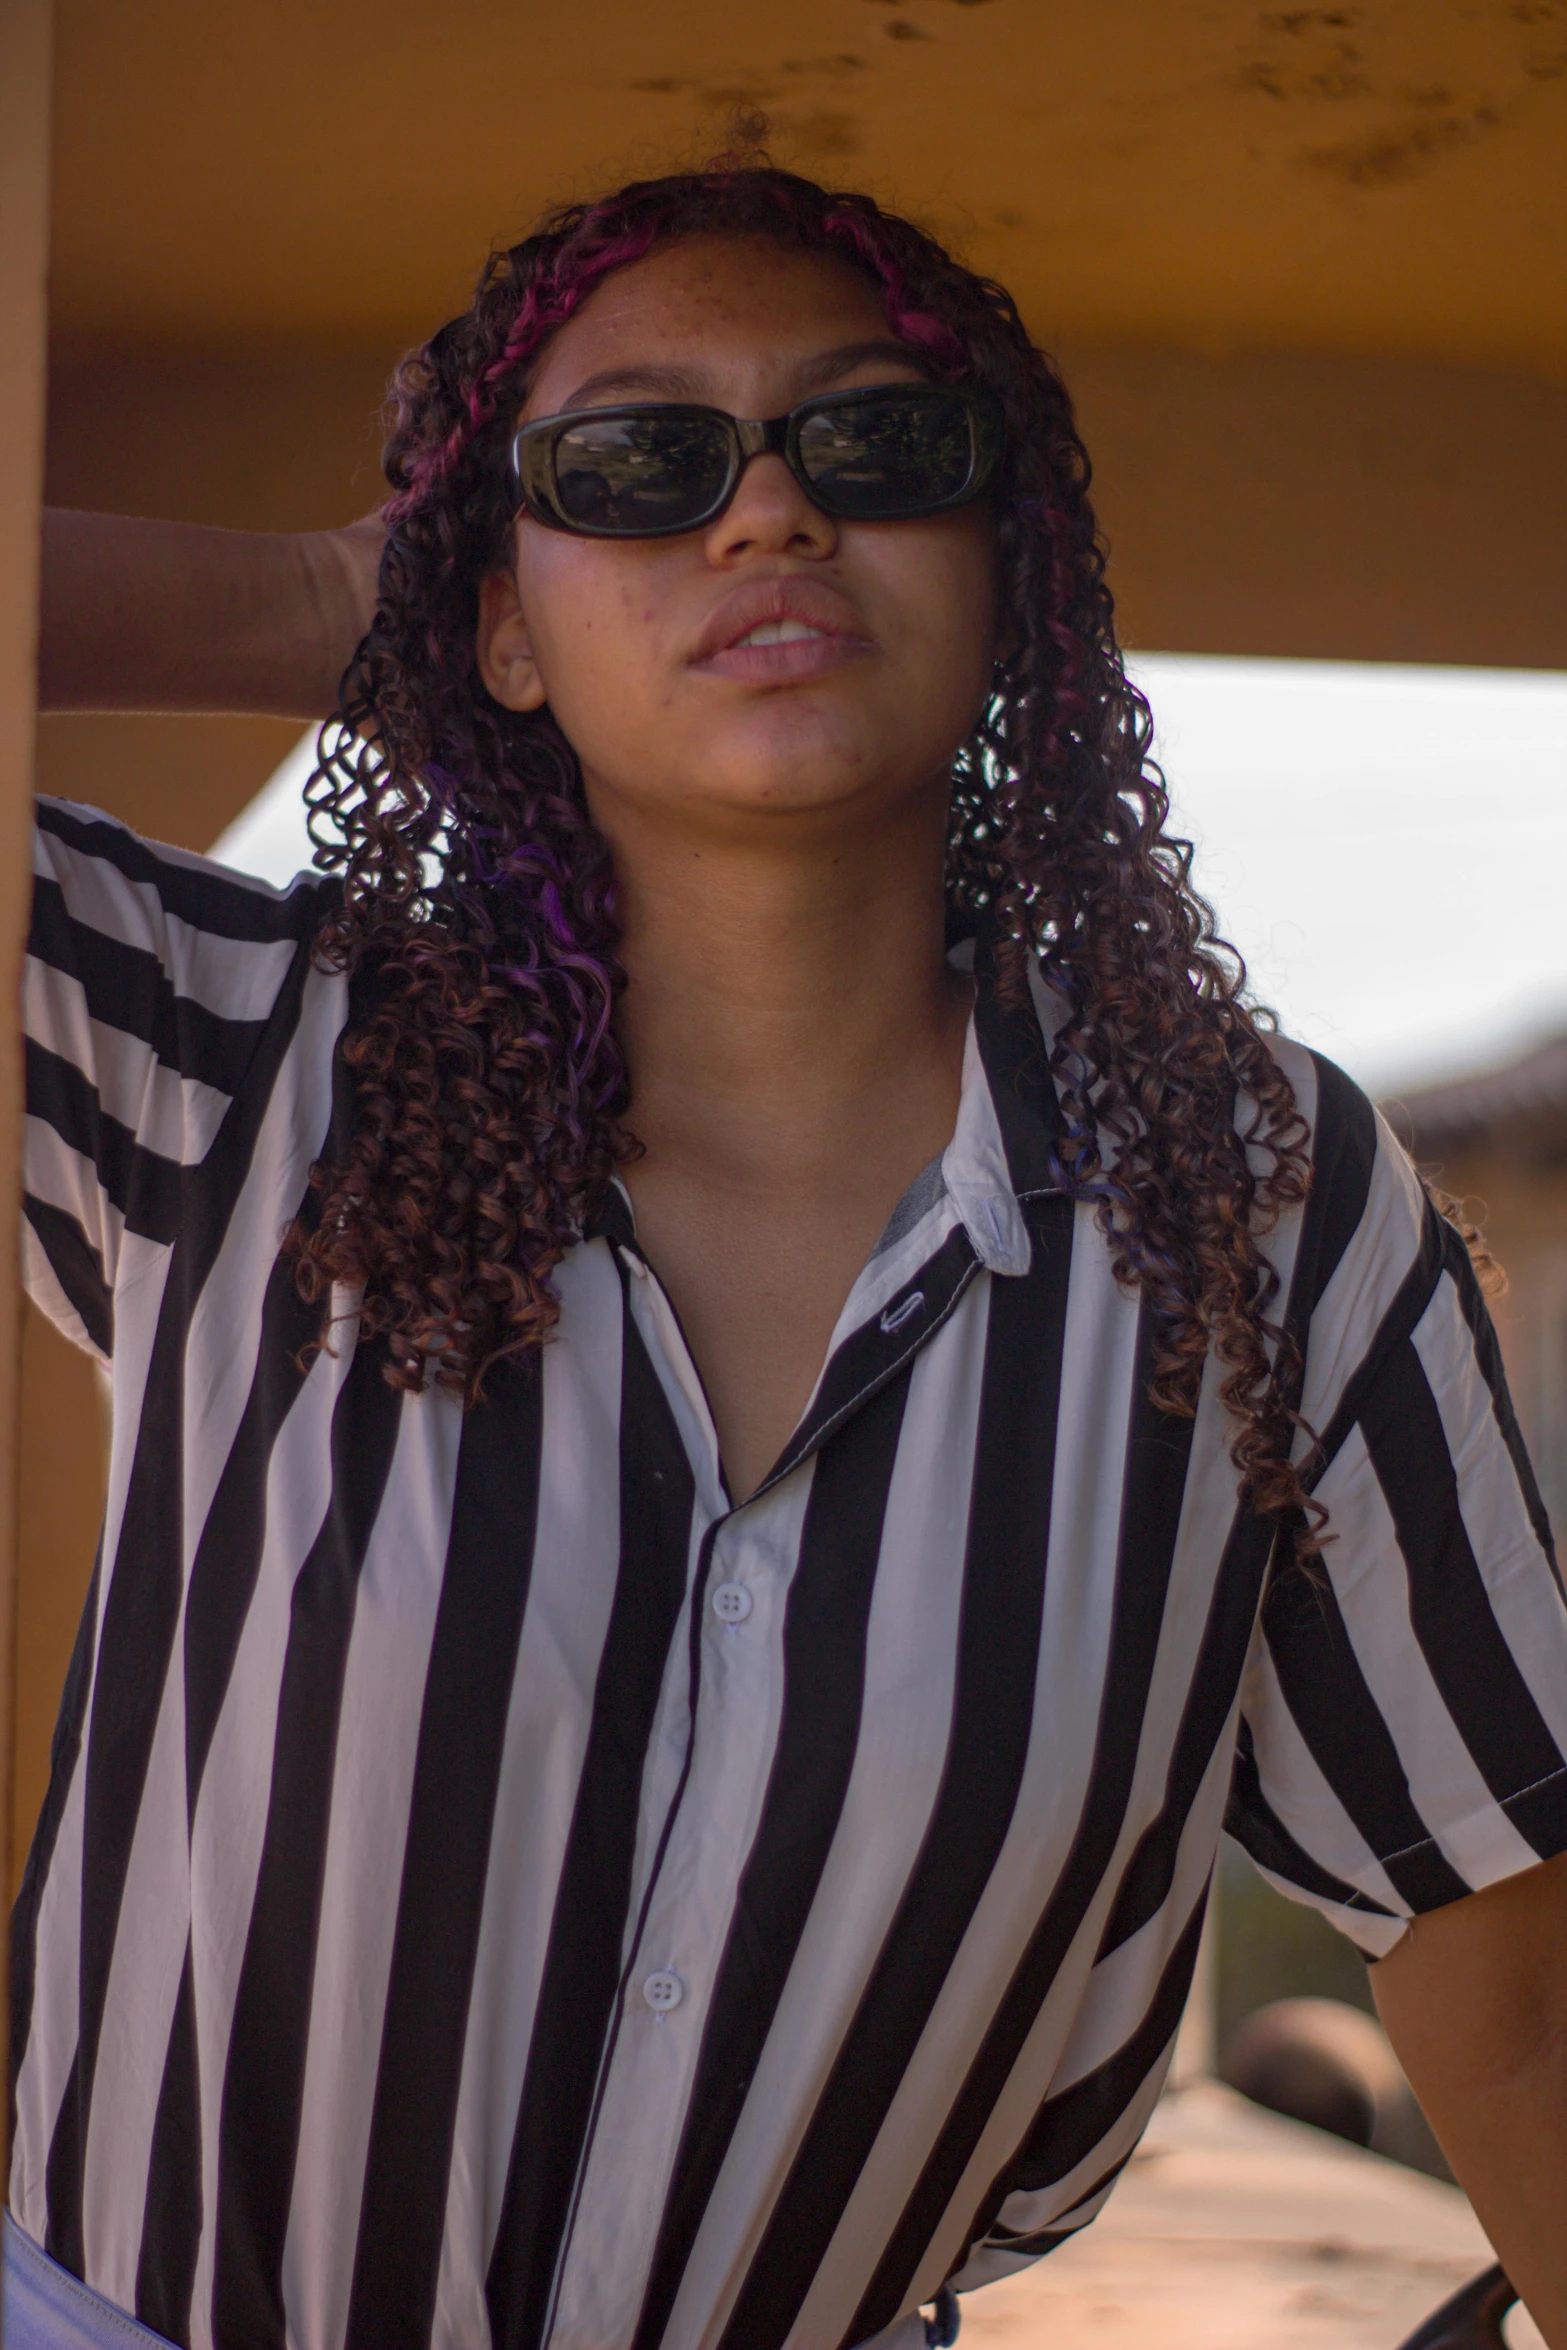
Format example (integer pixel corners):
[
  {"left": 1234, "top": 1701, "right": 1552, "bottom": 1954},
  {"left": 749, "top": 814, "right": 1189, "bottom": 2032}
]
[{"left": 476, "top": 234, "right": 1005, "bottom": 848}]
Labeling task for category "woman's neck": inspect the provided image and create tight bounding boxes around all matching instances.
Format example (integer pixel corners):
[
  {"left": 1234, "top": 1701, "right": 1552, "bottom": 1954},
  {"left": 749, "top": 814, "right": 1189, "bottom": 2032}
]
[
  {"left": 597, "top": 786, "right": 968, "bottom": 1173},
  {"left": 587, "top": 779, "right": 973, "bottom": 1496}
]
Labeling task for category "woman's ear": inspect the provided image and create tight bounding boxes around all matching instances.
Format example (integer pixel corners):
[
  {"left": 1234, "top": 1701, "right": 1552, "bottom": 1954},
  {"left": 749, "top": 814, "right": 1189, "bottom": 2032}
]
[{"left": 476, "top": 568, "right": 547, "bottom": 711}]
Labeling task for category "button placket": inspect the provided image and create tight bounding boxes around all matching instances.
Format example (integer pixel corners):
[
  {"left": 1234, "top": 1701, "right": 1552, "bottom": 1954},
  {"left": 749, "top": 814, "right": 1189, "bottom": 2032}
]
[
  {"left": 548, "top": 1463, "right": 809, "bottom": 2343},
  {"left": 641, "top": 1968, "right": 684, "bottom": 2015}
]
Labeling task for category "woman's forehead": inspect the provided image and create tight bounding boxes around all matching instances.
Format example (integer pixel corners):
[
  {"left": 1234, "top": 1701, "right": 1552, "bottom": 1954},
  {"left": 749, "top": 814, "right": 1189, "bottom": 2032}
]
[{"left": 520, "top": 235, "right": 898, "bottom": 419}]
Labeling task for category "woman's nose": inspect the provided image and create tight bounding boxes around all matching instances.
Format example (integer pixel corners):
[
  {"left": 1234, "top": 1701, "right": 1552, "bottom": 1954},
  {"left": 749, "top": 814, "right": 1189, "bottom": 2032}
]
[{"left": 705, "top": 452, "right": 838, "bottom": 562}]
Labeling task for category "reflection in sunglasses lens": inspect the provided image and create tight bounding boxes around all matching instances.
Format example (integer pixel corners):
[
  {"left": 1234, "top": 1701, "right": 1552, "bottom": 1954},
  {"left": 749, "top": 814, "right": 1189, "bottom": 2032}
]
[
  {"left": 543, "top": 391, "right": 978, "bottom": 532},
  {"left": 554, "top": 414, "right": 733, "bottom": 530},
  {"left": 798, "top": 396, "right": 972, "bottom": 515}
]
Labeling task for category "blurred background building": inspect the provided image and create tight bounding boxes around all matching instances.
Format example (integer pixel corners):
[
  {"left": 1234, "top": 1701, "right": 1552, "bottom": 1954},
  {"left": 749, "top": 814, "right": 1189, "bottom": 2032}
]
[{"left": 1390, "top": 1038, "right": 1567, "bottom": 1542}]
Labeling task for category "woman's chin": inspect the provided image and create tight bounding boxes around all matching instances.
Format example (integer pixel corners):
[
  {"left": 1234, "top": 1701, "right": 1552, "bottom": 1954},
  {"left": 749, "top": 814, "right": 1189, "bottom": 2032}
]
[
  {"left": 686, "top": 713, "right": 935, "bottom": 822},
  {"left": 578, "top": 704, "right": 955, "bottom": 838},
  {"left": 674, "top": 760, "right": 912, "bottom": 832}
]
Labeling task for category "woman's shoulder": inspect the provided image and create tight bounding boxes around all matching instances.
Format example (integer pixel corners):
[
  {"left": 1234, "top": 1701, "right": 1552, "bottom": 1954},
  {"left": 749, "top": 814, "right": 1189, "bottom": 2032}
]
[
  {"left": 1257, "top": 1030, "right": 1468, "bottom": 1430},
  {"left": 1257, "top": 1029, "right": 1418, "bottom": 1232}
]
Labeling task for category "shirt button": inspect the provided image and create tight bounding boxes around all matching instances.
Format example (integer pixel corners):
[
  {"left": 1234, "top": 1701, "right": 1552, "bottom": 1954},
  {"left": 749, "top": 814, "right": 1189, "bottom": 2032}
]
[
  {"left": 711, "top": 1581, "right": 753, "bottom": 1625},
  {"left": 642, "top": 1969, "right": 684, "bottom": 2014}
]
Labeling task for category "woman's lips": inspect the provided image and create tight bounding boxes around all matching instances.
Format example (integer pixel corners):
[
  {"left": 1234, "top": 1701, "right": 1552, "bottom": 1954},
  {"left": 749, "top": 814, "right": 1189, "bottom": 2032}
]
[
  {"left": 693, "top": 624, "right": 871, "bottom": 684},
  {"left": 688, "top": 580, "right": 874, "bottom": 683}
]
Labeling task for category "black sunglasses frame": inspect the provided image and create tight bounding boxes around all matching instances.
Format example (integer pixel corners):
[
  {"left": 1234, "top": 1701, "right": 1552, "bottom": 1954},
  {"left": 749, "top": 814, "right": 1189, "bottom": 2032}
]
[{"left": 509, "top": 381, "right": 1007, "bottom": 539}]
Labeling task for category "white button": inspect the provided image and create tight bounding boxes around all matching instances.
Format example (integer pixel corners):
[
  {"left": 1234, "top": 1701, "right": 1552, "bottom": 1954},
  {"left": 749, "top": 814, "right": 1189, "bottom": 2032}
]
[
  {"left": 712, "top": 1581, "right": 752, "bottom": 1625},
  {"left": 642, "top": 1969, "right": 684, "bottom": 2013}
]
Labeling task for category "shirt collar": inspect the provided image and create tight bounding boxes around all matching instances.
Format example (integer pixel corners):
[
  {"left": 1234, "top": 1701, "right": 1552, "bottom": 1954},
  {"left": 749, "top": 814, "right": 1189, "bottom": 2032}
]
[{"left": 940, "top": 938, "right": 1064, "bottom": 1277}]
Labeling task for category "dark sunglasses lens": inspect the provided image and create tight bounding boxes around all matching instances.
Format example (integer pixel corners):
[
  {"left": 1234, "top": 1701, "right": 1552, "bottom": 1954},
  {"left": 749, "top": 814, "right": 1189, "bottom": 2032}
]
[
  {"left": 550, "top": 412, "right": 733, "bottom": 532},
  {"left": 795, "top": 393, "right": 975, "bottom": 516}
]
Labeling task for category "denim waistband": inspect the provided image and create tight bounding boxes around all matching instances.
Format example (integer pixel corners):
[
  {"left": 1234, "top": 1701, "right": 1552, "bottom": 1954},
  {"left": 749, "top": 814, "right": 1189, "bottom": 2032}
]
[
  {"left": 3, "top": 2210, "right": 949, "bottom": 2350},
  {"left": 3, "top": 2214, "right": 176, "bottom": 2350}
]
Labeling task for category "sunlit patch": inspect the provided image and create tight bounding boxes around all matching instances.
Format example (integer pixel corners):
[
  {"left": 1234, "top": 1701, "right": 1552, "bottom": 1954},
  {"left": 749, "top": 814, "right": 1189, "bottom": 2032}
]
[{"left": 1127, "top": 655, "right": 1567, "bottom": 1093}]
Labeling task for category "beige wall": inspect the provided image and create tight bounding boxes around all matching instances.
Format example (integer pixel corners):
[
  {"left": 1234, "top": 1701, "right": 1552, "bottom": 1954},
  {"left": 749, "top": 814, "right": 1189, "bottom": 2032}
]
[
  {"left": 35, "top": 327, "right": 1567, "bottom": 849},
  {"left": 49, "top": 334, "right": 1567, "bottom": 692},
  {"left": 1063, "top": 343, "right": 1567, "bottom": 671},
  {"left": 16, "top": 318, "right": 1567, "bottom": 1888}
]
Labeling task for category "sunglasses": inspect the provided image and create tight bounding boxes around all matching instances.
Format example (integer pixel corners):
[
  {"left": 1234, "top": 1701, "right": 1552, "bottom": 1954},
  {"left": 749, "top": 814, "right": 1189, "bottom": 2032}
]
[{"left": 510, "top": 381, "right": 1006, "bottom": 539}]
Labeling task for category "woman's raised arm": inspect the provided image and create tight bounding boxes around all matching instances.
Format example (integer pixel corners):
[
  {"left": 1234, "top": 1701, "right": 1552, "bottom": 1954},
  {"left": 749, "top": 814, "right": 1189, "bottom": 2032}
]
[{"left": 37, "top": 508, "right": 385, "bottom": 720}]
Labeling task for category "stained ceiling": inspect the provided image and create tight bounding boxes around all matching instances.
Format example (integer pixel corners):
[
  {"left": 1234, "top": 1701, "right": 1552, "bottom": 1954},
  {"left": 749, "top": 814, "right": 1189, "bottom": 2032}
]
[{"left": 50, "top": 0, "right": 1567, "bottom": 371}]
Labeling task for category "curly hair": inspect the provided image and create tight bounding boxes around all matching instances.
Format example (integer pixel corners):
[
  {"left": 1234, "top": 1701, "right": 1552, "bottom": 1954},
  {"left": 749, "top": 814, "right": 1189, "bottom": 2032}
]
[{"left": 292, "top": 160, "right": 1322, "bottom": 1521}]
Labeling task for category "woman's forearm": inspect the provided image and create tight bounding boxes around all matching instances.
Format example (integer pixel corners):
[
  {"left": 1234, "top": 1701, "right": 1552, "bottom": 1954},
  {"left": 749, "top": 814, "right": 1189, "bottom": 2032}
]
[
  {"left": 38, "top": 509, "right": 382, "bottom": 720},
  {"left": 1428, "top": 2039, "right": 1567, "bottom": 2350},
  {"left": 1373, "top": 1852, "right": 1567, "bottom": 2349},
  {"left": 1412, "top": 2036, "right": 1567, "bottom": 2350}
]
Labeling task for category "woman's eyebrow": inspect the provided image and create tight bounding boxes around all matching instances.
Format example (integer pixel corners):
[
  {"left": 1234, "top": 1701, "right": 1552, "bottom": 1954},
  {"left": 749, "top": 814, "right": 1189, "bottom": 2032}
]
[
  {"left": 785, "top": 340, "right": 931, "bottom": 395},
  {"left": 557, "top": 363, "right": 711, "bottom": 407},
  {"left": 556, "top": 341, "right": 931, "bottom": 414}
]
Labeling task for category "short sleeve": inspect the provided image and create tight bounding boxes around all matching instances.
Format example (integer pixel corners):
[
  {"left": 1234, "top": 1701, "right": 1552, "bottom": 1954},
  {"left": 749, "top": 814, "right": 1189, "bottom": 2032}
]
[
  {"left": 22, "top": 796, "right": 330, "bottom": 1361},
  {"left": 1226, "top": 1071, "right": 1567, "bottom": 1955}
]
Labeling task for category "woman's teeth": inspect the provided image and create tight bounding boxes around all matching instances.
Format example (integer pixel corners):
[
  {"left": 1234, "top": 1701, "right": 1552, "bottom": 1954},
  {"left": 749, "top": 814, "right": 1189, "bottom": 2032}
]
[{"left": 734, "top": 618, "right": 830, "bottom": 648}]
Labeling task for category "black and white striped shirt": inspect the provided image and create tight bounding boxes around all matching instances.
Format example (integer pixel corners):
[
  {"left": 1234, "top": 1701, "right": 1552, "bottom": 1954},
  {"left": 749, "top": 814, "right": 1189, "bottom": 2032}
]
[{"left": 13, "top": 795, "right": 1567, "bottom": 2350}]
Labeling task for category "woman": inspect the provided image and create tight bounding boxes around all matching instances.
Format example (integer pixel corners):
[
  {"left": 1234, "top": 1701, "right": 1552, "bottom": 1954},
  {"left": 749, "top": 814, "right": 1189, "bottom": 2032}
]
[{"left": 14, "top": 163, "right": 1567, "bottom": 2350}]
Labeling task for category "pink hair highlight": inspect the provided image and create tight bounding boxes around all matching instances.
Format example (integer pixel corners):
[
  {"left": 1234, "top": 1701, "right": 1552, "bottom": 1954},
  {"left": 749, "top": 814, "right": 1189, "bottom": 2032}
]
[
  {"left": 386, "top": 181, "right": 980, "bottom": 524},
  {"left": 389, "top": 210, "right": 669, "bottom": 517},
  {"left": 819, "top": 206, "right": 971, "bottom": 378}
]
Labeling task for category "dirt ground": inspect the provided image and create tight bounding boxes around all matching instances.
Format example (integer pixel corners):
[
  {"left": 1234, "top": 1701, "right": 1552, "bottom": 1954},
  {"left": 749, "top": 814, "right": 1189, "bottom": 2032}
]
[{"left": 956, "top": 2083, "right": 1542, "bottom": 2350}]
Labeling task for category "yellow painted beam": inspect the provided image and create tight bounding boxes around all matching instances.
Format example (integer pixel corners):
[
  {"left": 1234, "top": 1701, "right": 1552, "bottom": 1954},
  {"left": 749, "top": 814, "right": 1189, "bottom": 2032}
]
[
  {"left": 49, "top": 0, "right": 1567, "bottom": 373},
  {"left": 0, "top": 0, "right": 54, "bottom": 2214}
]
